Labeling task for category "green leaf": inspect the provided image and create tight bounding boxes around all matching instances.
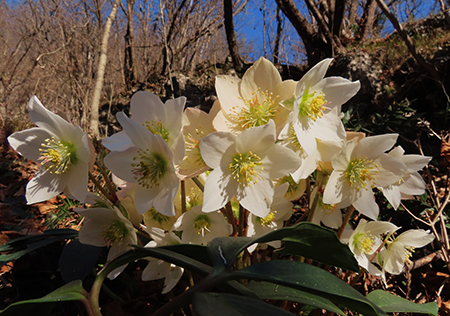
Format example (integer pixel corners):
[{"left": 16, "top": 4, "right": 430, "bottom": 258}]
[
  {"left": 275, "top": 225, "right": 358, "bottom": 271},
  {"left": 0, "top": 280, "right": 88, "bottom": 316},
  {"left": 59, "top": 239, "right": 102, "bottom": 282},
  {"left": 0, "top": 229, "right": 78, "bottom": 265},
  {"left": 207, "top": 223, "right": 358, "bottom": 272},
  {"left": 160, "top": 244, "right": 213, "bottom": 267},
  {"left": 192, "top": 292, "right": 295, "bottom": 316},
  {"left": 246, "top": 281, "right": 345, "bottom": 316},
  {"left": 366, "top": 290, "right": 438, "bottom": 315},
  {"left": 207, "top": 236, "right": 257, "bottom": 271},
  {"left": 229, "top": 260, "right": 386, "bottom": 316}
]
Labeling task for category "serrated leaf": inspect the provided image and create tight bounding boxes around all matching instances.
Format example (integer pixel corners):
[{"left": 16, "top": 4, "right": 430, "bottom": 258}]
[
  {"left": 229, "top": 260, "right": 386, "bottom": 316},
  {"left": 366, "top": 290, "right": 438, "bottom": 315},
  {"left": 247, "top": 281, "right": 345, "bottom": 315},
  {"left": 0, "top": 280, "right": 88, "bottom": 316},
  {"left": 192, "top": 292, "right": 294, "bottom": 316}
]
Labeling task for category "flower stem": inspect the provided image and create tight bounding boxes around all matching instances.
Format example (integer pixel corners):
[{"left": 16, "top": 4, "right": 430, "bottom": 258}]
[
  {"left": 181, "top": 180, "right": 187, "bottom": 213},
  {"left": 337, "top": 205, "right": 355, "bottom": 239},
  {"left": 89, "top": 270, "right": 108, "bottom": 316},
  {"left": 223, "top": 201, "right": 237, "bottom": 236},
  {"left": 191, "top": 176, "right": 204, "bottom": 191},
  {"left": 88, "top": 172, "right": 116, "bottom": 204}
]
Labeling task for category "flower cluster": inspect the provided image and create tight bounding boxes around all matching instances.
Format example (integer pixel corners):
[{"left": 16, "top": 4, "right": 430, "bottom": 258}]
[{"left": 8, "top": 56, "right": 434, "bottom": 292}]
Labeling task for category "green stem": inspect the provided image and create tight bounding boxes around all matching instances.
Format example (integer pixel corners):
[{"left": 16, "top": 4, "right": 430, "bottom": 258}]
[{"left": 89, "top": 270, "right": 108, "bottom": 316}]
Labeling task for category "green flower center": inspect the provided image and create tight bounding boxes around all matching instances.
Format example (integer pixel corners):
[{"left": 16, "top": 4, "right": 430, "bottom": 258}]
[
  {"left": 102, "top": 220, "right": 129, "bottom": 245},
  {"left": 345, "top": 158, "right": 379, "bottom": 190},
  {"left": 146, "top": 207, "right": 173, "bottom": 224},
  {"left": 298, "top": 90, "right": 327, "bottom": 121},
  {"left": 144, "top": 120, "right": 170, "bottom": 143},
  {"left": 131, "top": 149, "right": 168, "bottom": 188},
  {"left": 279, "top": 175, "right": 300, "bottom": 196},
  {"left": 39, "top": 137, "right": 78, "bottom": 174},
  {"left": 228, "top": 151, "right": 264, "bottom": 186},
  {"left": 256, "top": 211, "right": 277, "bottom": 228},
  {"left": 194, "top": 214, "right": 212, "bottom": 236},
  {"left": 229, "top": 89, "right": 279, "bottom": 130},
  {"left": 353, "top": 231, "right": 375, "bottom": 254}
]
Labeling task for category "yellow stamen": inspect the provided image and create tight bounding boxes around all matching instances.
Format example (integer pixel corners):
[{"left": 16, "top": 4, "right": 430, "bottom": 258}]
[
  {"left": 345, "top": 158, "right": 379, "bottom": 190},
  {"left": 131, "top": 149, "right": 168, "bottom": 188},
  {"left": 228, "top": 151, "right": 263, "bottom": 186},
  {"left": 228, "top": 89, "right": 279, "bottom": 131},
  {"left": 39, "top": 137, "right": 77, "bottom": 174},
  {"left": 144, "top": 120, "right": 170, "bottom": 143}
]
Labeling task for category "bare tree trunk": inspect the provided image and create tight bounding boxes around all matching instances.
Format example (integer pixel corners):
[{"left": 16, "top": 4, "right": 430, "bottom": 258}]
[
  {"left": 348, "top": 0, "right": 359, "bottom": 26},
  {"left": 224, "top": 0, "right": 244, "bottom": 72},
  {"left": 357, "top": 0, "right": 377, "bottom": 41},
  {"left": 90, "top": 0, "right": 121, "bottom": 138},
  {"left": 275, "top": 0, "right": 331, "bottom": 66},
  {"left": 123, "top": 0, "right": 136, "bottom": 90},
  {"left": 273, "top": 5, "right": 282, "bottom": 64}
]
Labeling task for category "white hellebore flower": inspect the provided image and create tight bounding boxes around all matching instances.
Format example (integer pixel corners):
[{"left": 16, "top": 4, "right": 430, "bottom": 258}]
[
  {"left": 75, "top": 205, "right": 137, "bottom": 279},
  {"left": 104, "top": 112, "right": 179, "bottom": 216},
  {"left": 380, "top": 229, "right": 434, "bottom": 284},
  {"left": 199, "top": 120, "right": 301, "bottom": 217},
  {"left": 309, "top": 186, "right": 342, "bottom": 229},
  {"left": 290, "top": 58, "right": 360, "bottom": 156},
  {"left": 141, "top": 226, "right": 184, "bottom": 294},
  {"left": 8, "top": 96, "right": 90, "bottom": 204},
  {"left": 278, "top": 113, "right": 344, "bottom": 181},
  {"left": 172, "top": 205, "right": 232, "bottom": 245},
  {"left": 247, "top": 183, "right": 293, "bottom": 252},
  {"left": 103, "top": 91, "right": 186, "bottom": 165},
  {"left": 178, "top": 103, "right": 219, "bottom": 179},
  {"left": 323, "top": 134, "right": 407, "bottom": 220},
  {"left": 379, "top": 146, "right": 432, "bottom": 209},
  {"left": 214, "top": 57, "right": 295, "bottom": 135},
  {"left": 341, "top": 219, "right": 398, "bottom": 276}
]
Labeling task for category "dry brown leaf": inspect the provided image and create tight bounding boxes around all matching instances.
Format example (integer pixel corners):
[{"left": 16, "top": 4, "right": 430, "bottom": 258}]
[{"left": 441, "top": 139, "right": 450, "bottom": 165}]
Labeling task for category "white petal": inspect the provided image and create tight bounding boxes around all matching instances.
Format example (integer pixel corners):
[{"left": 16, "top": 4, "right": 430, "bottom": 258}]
[
  {"left": 352, "top": 189, "right": 379, "bottom": 220},
  {"left": 353, "top": 134, "right": 398, "bottom": 160},
  {"left": 400, "top": 173, "right": 426, "bottom": 196},
  {"left": 66, "top": 161, "right": 89, "bottom": 202},
  {"left": 380, "top": 185, "right": 401, "bottom": 210},
  {"left": 314, "top": 77, "right": 360, "bottom": 109},
  {"left": 265, "top": 144, "right": 302, "bottom": 179},
  {"left": 238, "top": 180, "right": 273, "bottom": 218},
  {"left": 215, "top": 75, "right": 244, "bottom": 112},
  {"left": 375, "top": 154, "right": 407, "bottom": 187},
  {"left": 102, "top": 131, "right": 133, "bottom": 152},
  {"left": 322, "top": 171, "right": 347, "bottom": 205},
  {"left": 235, "top": 120, "right": 276, "bottom": 154},
  {"left": 130, "top": 91, "right": 165, "bottom": 124},
  {"left": 296, "top": 59, "right": 333, "bottom": 95},
  {"left": 104, "top": 147, "right": 140, "bottom": 183},
  {"left": 25, "top": 168, "right": 67, "bottom": 204},
  {"left": 202, "top": 168, "right": 238, "bottom": 213},
  {"left": 396, "top": 230, "right": 434, "bottom": 248},
  {"left": 7, "top": 127, "right": 53, "bottom": 161},
  {"left": 199, "top": 131, "right": 236, "bottom": 169},
  {"left": 402, "top": 155, "right": 432, "bottom": 173},
  {"left": 240, "top": 57, "right": 282, "bottom": 101},
  {"left": 27, "top": 96, "right": 75, "bottom": 138}
]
